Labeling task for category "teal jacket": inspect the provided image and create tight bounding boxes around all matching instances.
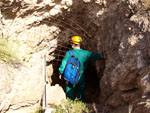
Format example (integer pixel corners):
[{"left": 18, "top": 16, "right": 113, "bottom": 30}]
[{"left": 59, "top": 49, "right": 102, "bottom": 82}]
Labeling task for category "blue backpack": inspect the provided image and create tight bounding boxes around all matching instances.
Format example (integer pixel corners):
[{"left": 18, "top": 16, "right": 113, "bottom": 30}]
[{"left": 63, "top": 50, "right": 80, "bottom": 85}]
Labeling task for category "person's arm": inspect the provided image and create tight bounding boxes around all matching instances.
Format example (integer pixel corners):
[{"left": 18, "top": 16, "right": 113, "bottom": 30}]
[
  {"left": 88, "top": 51, "right": 103, "bottom": 62},
  {"left": 59, "top": 51, "right": 70, "bottom": 78}
]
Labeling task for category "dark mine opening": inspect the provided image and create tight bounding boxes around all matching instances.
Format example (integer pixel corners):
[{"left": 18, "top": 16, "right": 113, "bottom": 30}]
[
  {"left": 44, "top": 10, "right": 106, "bottom": 103},
  {"left": 48, "top": 40, "right": 105, "bottom": 103},
  {"left": 85, "top": 63, "right": 100, "bottom": 103}
]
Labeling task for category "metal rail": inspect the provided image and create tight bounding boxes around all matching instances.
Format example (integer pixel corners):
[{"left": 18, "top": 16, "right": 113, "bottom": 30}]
[{"left": 42, "top": 55, "right": 47, "bottom": 110}]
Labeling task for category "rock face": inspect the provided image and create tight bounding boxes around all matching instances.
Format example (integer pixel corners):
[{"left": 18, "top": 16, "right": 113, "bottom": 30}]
[
  {"left": 0, "top": 0, "right": 150, "bottom": 113},
  {"left": 0, "top": 61, "right": 66, "bottom": 113},
  {"left": 95, "top": 1, "right": 150, "bottom": 113},
  {"left": 0, "top": 61, "right": 44, "bottom": 113}
]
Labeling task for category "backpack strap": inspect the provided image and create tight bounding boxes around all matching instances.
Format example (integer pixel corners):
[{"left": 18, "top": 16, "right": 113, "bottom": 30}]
[{"left": 69, "top": 50, "right": 74, "bottom": 57}]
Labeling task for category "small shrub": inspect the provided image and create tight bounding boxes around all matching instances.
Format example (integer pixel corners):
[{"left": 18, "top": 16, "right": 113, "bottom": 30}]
[
  {"left": 0, "top": 38, "right": 19, "bottom": 63},
  {"left": 141, "top": 0, "right": 150, "bottom": 10},
  {"left": 54, "top": 98, "right": 89, "bottom": 113}
]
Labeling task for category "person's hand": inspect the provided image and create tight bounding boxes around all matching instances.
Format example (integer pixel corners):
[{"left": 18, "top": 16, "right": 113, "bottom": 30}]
[{"left": 59, "top": 74, "right": 62, "bottom": 79}]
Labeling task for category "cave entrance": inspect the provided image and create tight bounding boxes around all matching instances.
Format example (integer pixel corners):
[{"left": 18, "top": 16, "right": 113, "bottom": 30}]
[
  {"left": 42, "top": 15, "right": 103, "bottom": 103},
  {"left": 47, "top": 39, "right": 104, "bottom": 104}
]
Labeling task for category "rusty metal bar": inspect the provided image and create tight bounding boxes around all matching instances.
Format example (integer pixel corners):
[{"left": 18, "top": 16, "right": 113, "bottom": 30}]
[
  {"left": 50, "top": 54, "right": 65, "bottom": 57},
  {"left": 61, "top": 17, "right": 91, "bottom": 37},
  {"left": 41, "top": 19, "right": 77, "bottom": 36},
  {"left": 48, "top": 46, "right": 71, "bottom": 54},
  {"left": 50, "top": 59, "right": 62, "bottom": 62},
  {"left": 41, "top": 18, "right": 88, "bottom": 44},
  {"left": 49, "top": 16, "right": 90, "bottom": 40},
  {"left": 49, "top": 44, "right": 72, "bottom": 51},
  {"left": 48, "top": 50, "right": 66, "bottom": 56},
  {"left": 49, "top": 18, "right": 88, "bottom": 44}
]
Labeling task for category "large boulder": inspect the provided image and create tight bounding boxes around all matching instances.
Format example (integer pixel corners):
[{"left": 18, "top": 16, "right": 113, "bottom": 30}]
[
  {"left": 47, "top": 84, "right": 66, "bottom": 106},
  {"left": 0, "top": 61, "right": 44, "bottom": 113}
]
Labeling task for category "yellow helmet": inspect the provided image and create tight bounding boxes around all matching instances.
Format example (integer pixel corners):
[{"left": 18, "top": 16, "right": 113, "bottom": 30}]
[{"left": 71, "top": 36, "right": 82, "bottom": 45}]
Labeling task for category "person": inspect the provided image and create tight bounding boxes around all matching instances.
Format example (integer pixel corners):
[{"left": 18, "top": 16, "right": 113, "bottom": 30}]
[{"left": 59, "top": 36, "right": 103, "bottom": 102}]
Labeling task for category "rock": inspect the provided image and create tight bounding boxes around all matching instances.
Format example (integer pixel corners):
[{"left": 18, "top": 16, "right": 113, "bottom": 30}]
[
  {"left": 133, "top": 98, "right": 150, "bottom": 113},
  {"left": 111, "top": 105, "right": 128, "bottom": 113},
  {"left": 46, "top": 84, "right": 66, "bottom": 106},
  {"left": 0, "top": 62, "right": 44, "bottom": 113},
  {"left": 119, "top": 70, "right": 138, "bottom": 91},
  {"left": 97, "top": 1, "right": 150, "bottom": 112},
  {"left": 0, "top": 0, "right": 150, "bottom": 113},
  {"left": 138, "top": 67, "right": 150, "bottom": 96},
  {"left": 107, "top": 91, "right": 124, "bottom": 107}
]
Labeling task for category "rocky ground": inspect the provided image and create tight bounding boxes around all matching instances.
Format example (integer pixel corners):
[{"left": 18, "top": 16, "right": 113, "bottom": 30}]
[{"left": 0, "top": 0, "right": 150, "bottom": 113}]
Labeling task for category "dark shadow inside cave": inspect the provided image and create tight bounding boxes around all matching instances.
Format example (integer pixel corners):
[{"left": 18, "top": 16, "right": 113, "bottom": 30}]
[{"left": 85, "top": 63, "right": 100, "bottom": 103}]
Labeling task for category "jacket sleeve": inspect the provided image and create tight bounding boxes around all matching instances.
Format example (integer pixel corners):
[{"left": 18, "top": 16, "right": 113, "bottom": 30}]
[
  {"left": 88, "top": 51, "right": 102, "bottom": 62},
  {"left": 59, "top": 51, "right": 70, "bottom": 75}
]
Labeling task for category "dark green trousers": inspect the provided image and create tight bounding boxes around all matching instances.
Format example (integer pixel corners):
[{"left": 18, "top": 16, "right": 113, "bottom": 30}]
[{"left": 66, "top": 81, "right": 86, "bottom": 102}]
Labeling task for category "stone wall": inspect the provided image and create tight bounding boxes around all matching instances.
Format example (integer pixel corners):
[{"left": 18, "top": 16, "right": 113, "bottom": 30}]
[{"left": 0, "top": 0, "right": 150, "bottom": 113}]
